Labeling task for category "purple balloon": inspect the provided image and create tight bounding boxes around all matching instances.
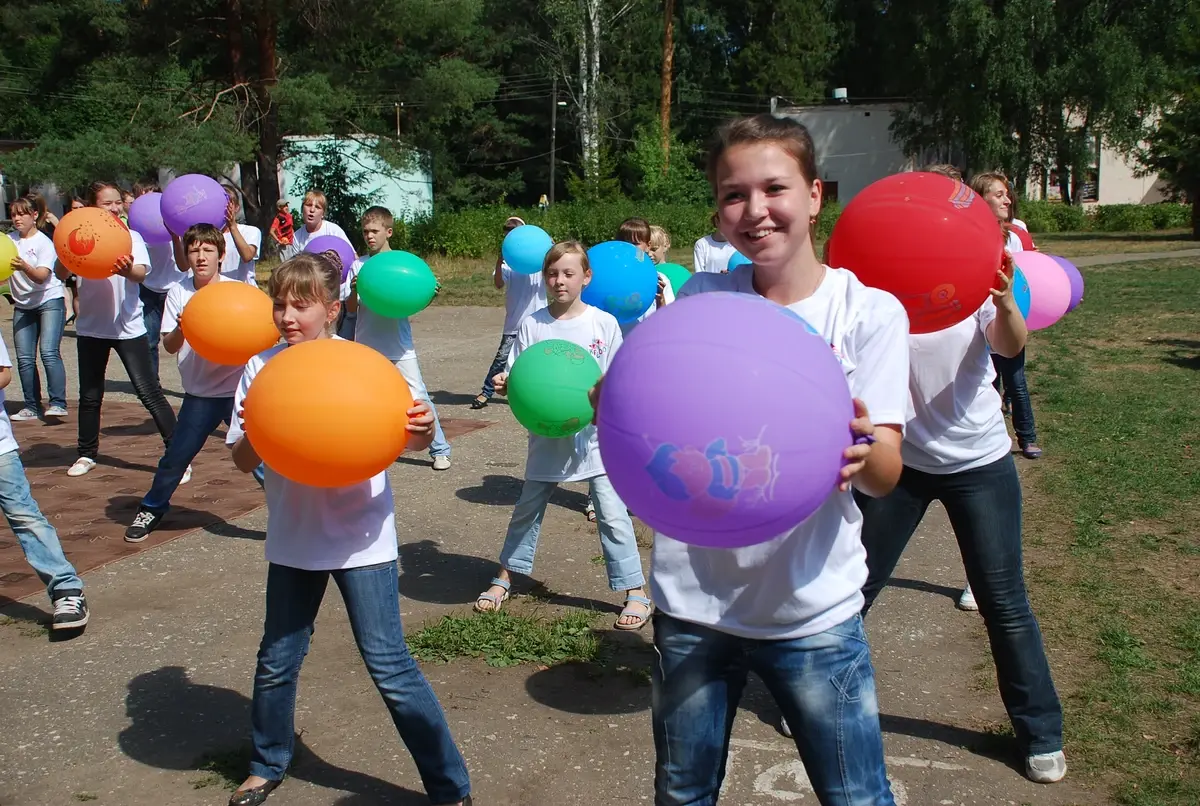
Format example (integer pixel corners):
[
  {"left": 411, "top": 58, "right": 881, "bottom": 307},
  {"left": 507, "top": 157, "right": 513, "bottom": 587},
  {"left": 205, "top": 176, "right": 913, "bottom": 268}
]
[
  {"left": 597, "top": 291, "right": 853, "bottom": 548},
  {"left": 304, "top": 235, "right": 357, "bottom": 282},
  {"left": 1049, "top": 254, "right": 1084, "bottom": 311},
  {"left": 127, "top": 192, "right": 172, "bottom": 243},
  {"left": 161, "top": 174, "right": 228, "bottom": 236}
]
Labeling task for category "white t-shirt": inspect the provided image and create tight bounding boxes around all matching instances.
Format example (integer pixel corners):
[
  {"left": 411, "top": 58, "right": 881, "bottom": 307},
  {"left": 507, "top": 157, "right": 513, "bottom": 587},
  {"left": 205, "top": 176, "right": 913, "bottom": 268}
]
[
  {"left": 7, "top": 230, "right": 63, "bottom": 309},
  {"left": 502, "top": 262, "right": 547, "bottom": 334},
  {"left": 692, "top": 235, "right": 739, "bottom": 274},
  {"left": 901, "top": 300, "right": 1012, "bottom": 474},
  {"left": 74, "top": 229, "right": 152, "bottom": 340},
  {"left": 0, "top": 335, "right": 20, "bottom": 457},
  {"left": 1005, "top": 229, "right": 1024, "bottom": 253},
  {"left": 287, "top": 220, "right": 352, "bottom": 259},
  {"left": 163, "top": 274, "right": 249, "bottom": 398},
  {"left": 143, "top": 241, "right": 187, "bottom": 294},
  {"left": 650, "top": 265, "right": 911, "bottom": 640},
  {"left": 507, "top": 305, "right": 622, "bottom": 482},
  {"left": 226, "top": 338, "right": 398, "bottom": 571},
  {"left": 620, "top": 271, "right": 675, "bottom": 336},
  {"left": 222, "top": 224, "right": 263, "bottom": 286},
  {"left": 344, "top": 258, "right": 415, "bottom": 361}
]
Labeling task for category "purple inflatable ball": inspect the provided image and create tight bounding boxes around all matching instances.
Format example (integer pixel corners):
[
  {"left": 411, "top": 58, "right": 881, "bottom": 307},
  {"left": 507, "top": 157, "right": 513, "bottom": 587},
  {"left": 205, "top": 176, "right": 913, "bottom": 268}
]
[
  {"left": 126, "top": 192, "right": 172, "bottom": 244},
  {"left": 1049, "top": 254, "right": 1084, "bottom": 311},
  {"left": 160, "top": 174, "right": 228, "bottom": 236},
  {"left": 305, "top": 235, "right": 358, "bottom": 282},
  {"left": 597, "top": 291, "right": 853, "bottom": 549}
]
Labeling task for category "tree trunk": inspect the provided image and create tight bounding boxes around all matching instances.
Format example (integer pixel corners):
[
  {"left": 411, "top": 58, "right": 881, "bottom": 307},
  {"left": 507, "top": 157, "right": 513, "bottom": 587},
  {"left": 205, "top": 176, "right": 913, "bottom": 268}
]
[
  {"left": 577, "top": 0, "right": 601, "bottom": 183},
  {"left": 253, "top": 2, "right": 282, "bottom": 237},
  {"left": 227, "top": 0, "right": 261, "bottom": 226},
  {"left": 659, "top": 0, "right": 675, "bottom": 176}
]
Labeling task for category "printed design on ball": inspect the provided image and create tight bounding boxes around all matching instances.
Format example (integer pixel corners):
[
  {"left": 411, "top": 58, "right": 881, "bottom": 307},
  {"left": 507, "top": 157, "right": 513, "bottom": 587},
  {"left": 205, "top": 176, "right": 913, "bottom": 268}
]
[
  {"left": 537, "top": 417, "right": 583, "bottom": 438},
  {"left": 645, "top": 430, "right": 778, "bottom": 516},
  {"left": 541, "top": 341, "right": 591, "bottom": 364},
  {"left": 68, "top": 227, "right": 97, "bottom": 256},
  {"left": 606, "top": 292, "right": 645, "bottom": 320},
  {"left": 179, "top": 187, "right": 212, "bottom": 211},
  {"left": 948, "top": 181, "right": 976, "bottom": 210},
  {"left": 895, "top": 283, "right": 959, "bottom": 320}
]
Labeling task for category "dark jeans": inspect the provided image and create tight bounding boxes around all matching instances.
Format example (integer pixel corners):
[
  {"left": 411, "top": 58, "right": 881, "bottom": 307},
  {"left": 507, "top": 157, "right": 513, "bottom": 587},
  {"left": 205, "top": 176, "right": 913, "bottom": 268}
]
[
  {"left": 139, "top": 286, "right": 168, "bottom": 379},
  {"left": 991, "top": 350, "right": 1036, "bottom": 445},
  {"left": 249, "top": 561, "right": 471, "bottom": 803},
  {"left": 76, "top": 336, "right": 176, "bottom": 460},
  {"left": 478, "top": 333, "right": 516, "bottom": 399},
  {"left": 858, "top": 455, "right": 1063, "bottom": 755},
  {"left": 652, "top": 613, "right": 895, "bottom": 805},
  {"left": 12, "top": 298, "right": 67, "bottom": 411}
]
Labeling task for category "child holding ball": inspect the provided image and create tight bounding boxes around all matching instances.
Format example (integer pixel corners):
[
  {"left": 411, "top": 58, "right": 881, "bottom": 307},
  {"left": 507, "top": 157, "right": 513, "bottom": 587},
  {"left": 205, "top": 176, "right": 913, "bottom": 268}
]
[
  {"left": 475, "top": 241, "right": 652, "bottom": 632},
  {"left": 595, "top": 115, "right": 910, "bottom": 803},
  {"left": 224, "top": 252, "right": 471, "bottom": 806},
  {"left": 124, "top": 224, "right": 263, "bottom": 542}
]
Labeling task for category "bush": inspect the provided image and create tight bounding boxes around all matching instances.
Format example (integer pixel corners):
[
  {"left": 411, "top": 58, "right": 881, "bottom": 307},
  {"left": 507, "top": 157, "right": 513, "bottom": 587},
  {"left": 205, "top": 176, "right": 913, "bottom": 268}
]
[
  {"left": 1019, "top": 200, "right": 1087, "bottom": 233},
  {"left": 1089, "top": 204, "right": 1156, "bottom": 232}
]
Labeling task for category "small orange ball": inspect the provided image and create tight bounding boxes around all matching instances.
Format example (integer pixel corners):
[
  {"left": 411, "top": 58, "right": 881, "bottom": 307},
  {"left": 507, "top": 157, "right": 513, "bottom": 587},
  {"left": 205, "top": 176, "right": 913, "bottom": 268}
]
[
  {"left": 243, "top": 339, "right": 414, "bottom": 488},
  {"left": 182, "top": 281, "right": 279, "bottom": 365},
  {"left": 53, "top": 208, "right": 133, "bottom": 280}
]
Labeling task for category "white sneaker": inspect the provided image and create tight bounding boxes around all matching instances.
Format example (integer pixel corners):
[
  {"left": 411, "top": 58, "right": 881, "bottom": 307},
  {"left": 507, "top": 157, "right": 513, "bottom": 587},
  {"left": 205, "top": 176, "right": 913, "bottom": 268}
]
[
  {"left": 180, "top": 465, "right": 193, "bottom": 485},
  {"left": 1025, "top": 750, "right": 1067, "bottom": 783},
  {"left": 10, "top": 407, "right": 39, "bottom": 422},
  {"left": 432, "top": 456, "right": 451, "bottom": 471},
  {"left": 44, "top": 405, "right": 68, "bottom": 419},
  {"left": 67, "top": 457, "right": 97, "bottom": 477},
  {"left": 957, "top": 584, "right": 978, "bottom": 611},
  {"left": 780, "top": 716, "right": 792, "bottom": 737}
]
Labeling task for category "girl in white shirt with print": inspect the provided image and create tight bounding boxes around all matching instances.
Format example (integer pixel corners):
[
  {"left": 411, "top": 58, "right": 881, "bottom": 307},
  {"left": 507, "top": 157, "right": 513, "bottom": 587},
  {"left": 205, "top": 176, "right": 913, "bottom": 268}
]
[
  {"left": 55, "top": 182, "right": 177, "bottom": 478},
  {"left": 224, "top": 253, "right": 471, "bottom": 806},
  {"left": 474, "top": 241, "right": 652, "bottom": 631},
  {"left": 282, "top": 189, "right": 352, "bottom": 260},
  {"left": 595, "top": 115, "right": 910, "bottom": 805}
]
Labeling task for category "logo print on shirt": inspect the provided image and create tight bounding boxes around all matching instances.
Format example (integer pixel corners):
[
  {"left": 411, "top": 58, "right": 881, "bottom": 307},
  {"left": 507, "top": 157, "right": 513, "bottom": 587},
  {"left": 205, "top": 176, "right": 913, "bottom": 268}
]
[
  {"left": 587, "top": 339, "right": 608, "bottom": 360},
  {"left": 644, "top": 430, "right": 778, "bottom": 517},
  {"left": 948, "top": 181, "right": 976, "bottom": 210}
]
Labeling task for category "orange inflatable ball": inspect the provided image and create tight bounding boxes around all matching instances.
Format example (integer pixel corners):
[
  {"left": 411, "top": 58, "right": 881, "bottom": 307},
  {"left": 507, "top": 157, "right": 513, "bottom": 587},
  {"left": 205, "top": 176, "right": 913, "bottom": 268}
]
[
  {"left": 53, "top": 208, "right": 133, "bottom": 280},
  {"left": 181, "top": 281, "right": 279, "bottom": 365},
  {"left": 242, "top": 339, "right": 415, "bottom": 488}
]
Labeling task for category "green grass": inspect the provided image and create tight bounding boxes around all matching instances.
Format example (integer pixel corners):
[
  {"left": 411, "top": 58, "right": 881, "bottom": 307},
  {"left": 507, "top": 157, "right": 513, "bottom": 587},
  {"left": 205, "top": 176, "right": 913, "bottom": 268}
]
[
  {"left": 189, "top": 748, "right": 248, "bottom": 791},
  {"left": 1023, "top": 257, "right": 1200, "bottom": 804},
  {"left": 1035, "top": 229, "right": 1197, "bottom": 258},
  {"left": 73, "top": 794, "right": 98, "bottom": 802},
  {"left": 408, "top": 609, "right": 604, "bottom": 667}
]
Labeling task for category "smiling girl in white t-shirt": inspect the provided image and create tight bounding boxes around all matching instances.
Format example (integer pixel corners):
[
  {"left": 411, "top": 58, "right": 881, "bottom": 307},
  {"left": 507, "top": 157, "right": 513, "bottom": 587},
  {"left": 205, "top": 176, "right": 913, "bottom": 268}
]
[
  {"left": 223, "top": 252, "right": 471, "bottom": 806},
  {"left": 474, "top": 241, "right": 651, "bottom": 631}
]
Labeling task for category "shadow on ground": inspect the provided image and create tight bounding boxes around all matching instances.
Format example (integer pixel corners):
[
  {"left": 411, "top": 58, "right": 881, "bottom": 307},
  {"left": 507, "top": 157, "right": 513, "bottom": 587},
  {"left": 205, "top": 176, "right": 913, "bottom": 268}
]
[
  {"left": 1150, "top": 338, "right": 1200, "bottom": 371},
  {"left": 454, "top": 474, "right": 588, "bottom": 512}
]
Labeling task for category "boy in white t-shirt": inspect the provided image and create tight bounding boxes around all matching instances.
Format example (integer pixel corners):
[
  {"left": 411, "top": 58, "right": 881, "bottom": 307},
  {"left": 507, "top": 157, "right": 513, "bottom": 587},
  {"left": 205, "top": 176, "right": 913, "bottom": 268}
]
[
  {"left": 475, "top": 241, "right": 651, "bottom": 632},
  {"left": 125, "top": 224, "right": 266, "bottom": 542},
  {"left": 220, "top": 185, "right": 263, "bottom": 287},
  {"left": 0, "top": 331, "right": 89, "bottom": 629},
  {"left": 341, "top": 206, "right": 453, "bottom": 471},
  {"left": 470, "top": 216, "right": 546, "bottom": 410},
  {"left": 282, "top": 189, "right": 353, "bottom": 260},
  {"left": 691, "top": 211, "right": 739, "bottom": 273}
]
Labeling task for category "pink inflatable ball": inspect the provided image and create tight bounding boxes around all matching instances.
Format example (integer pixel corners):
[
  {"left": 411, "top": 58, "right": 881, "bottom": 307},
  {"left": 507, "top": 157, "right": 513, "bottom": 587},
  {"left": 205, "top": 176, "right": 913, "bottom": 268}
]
[
  {"left": 1012, "top": 251, "right": 1071, "bottom": 331},
  {"left": 126, "top": 192, "right": 172, "bottom": 244},
  {"left": 160, "top": 174, "right": 228, "bottom": 236},
  {"left": 597, "top": 292, "right": 853, "bottom": 548}
]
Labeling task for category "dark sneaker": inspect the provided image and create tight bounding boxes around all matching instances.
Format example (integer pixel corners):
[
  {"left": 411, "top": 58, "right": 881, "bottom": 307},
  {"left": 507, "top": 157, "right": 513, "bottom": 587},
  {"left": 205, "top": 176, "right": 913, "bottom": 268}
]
[
  {"left": 470, "top": 395, "right": 490, "bottom": 410},
  {"left": 51, "top": 593, "right": 89, "bottom": 630},
  {"left": 1021, "top": 443, "right": 1043, "bottom": 460},
  {"left": 125, "top": 509, "right": 164, "bottom": 543}
]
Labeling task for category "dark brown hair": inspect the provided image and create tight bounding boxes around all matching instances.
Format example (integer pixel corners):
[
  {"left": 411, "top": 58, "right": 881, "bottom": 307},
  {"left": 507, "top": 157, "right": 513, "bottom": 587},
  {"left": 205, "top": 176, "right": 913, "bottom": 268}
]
[
  {"left": 923, "top": 163, "right": 963, "bottom": 180},
  {"left": 616, "top": 217, "right": 651, "bottom": 247},
  {"left": 8, "top": 197, "right": 37, "bottom": 220},
  {"left": 87, "top": 181, "right": 122, "bottom": 207},
  {"left": 133, "top": 179, "right": 161, "bottom": 196},
  {"left": 706, "top": 114, "right": 819, "bottom": 188},
  {"left": 362, "top": 206, "right": 394, "bottom": 229},
  {"left": 183, "top": 224, "right": 226, "bottom": 258}
]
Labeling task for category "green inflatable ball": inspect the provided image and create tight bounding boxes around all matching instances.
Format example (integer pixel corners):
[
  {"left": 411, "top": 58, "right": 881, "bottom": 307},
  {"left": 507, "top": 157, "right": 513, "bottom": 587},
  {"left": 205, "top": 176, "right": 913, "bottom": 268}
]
[
  {"left": 659, "top": 262, "right": 693, "bottom": 296},
  {"left": 357, "top": 250, "right": 438, "bottom": 319},
  {"left": 508, "top": 338, "right": 602, "bottom": 438}
]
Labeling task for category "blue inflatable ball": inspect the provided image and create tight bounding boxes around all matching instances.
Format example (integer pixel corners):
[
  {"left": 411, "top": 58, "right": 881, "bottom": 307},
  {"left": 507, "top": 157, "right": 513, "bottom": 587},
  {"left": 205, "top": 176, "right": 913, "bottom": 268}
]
[
  {"left": 583, "top": 241, "right": 658, "bottom": 323},
  {"left": 1012, "top": 266, "right": 1032, "bottom": 320},
  {"left": 502, "top": 225, "right": 554, "bottom": 275},
  {"left": 728, "top": 251, "right": 752, "bottom": 270}
]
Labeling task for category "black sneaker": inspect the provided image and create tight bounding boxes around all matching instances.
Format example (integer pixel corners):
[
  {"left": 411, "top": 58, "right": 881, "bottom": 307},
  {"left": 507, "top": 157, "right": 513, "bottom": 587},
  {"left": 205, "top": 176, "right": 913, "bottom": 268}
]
[
  {"left": 125, "top": 509, "right": 164, "bottom": 543},
  {"left": 51, "top": 592, "right": 89, "bottom": 630}
]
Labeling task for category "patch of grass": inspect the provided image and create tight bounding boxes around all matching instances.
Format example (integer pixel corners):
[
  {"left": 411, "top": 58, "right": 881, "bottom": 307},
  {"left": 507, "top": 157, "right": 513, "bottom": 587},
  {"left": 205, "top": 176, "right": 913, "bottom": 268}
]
[
  {"left": 189, "top": 748, "right": 248, "bottom": 791},
  {"left": 408, "top": 609, "right": 604, "bottom": 667},
  {"left": 1023, "top": 258, "right": 1200, "bottom": 804},
  {"left": 1034, "top": 229, "right": 1196, "bottom": 257},
  {"left": 73, "top": 794, "right": 98, "bottom": 802}
]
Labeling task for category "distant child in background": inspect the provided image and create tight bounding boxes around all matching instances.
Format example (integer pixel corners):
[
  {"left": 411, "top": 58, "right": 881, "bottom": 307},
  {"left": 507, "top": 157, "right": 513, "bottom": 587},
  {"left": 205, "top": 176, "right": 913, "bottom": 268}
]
[
  {"left": 121, "top": 189, "right": 135, "bottom": 219},
  {"left": 225, "top": 253, "right": 471, "bottom": 806},
  {"left": 220, "top": 185, "right": 263, "bottom": 287},
  {"left": 285, "top": 190, "right": 352, "bottom": 259},
  {"left": 615, "top": 218, "right": 673, "bottom": 334},
  {"left": 28, "top": 193, "right": 58, "bottom": 237},
  {"left": 135, "top": 180, "right": 187, "bottom": 380},
  {"left": 471, "top": 216, "right": 546, "bottom": 410},
  {"left": 648, "top": 224, "right": 671, "bottom": 265},
  {"left": 125, "top": 224, "right": 264, "bottom": 543},
  {"left": 63, "top": 197, "right": 86, "bottom": 325},
  {"left": 342, "top": 206, "right": 454, "bottom": 471},
  {"left": 269, "top": 200, "right": 295, "bottom": 251},
  {"left": 475, "top": 241, "right": 651, "bottom": 632},
  {"left": 692, "top": 211, "right": 739, "bottom": 273}
]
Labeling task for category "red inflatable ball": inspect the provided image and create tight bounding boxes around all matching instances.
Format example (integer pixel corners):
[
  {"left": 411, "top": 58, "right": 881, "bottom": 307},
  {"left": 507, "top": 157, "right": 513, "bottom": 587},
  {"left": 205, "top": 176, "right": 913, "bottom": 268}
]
[{"left": 826, "top": 172, "right": 1004, "bottom": 334}]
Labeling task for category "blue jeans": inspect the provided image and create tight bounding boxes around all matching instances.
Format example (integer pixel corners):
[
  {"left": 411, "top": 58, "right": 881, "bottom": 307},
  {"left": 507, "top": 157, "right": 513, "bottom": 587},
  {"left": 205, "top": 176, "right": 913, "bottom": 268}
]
[
  {"left": 12, "top": 298, "right": 67, "bottom": 411},
  {"left": 991, "top": 350, "right": 1037, "bottom": 445},
  {"left": 500, "top": 475, "right": 645, "bottom": 591},
  {"left": 139, "top": 286, "right": 167, "bottom": 379},
  {"left": 336, "top": 310, "right": 358, "bottom": 340},
  {"left": 858, "top": 454, "right": 1063, "bottom": 755},
  {"left": 478, "top": 333, "right": 516, "bottom": 399},
  {"left": 0, "top": 449, "right": 83, "bottom": 600},
  {"left": 395, "top": 356, "right": 450, "bottom": 458},
  {"left": 249, "top": 561, "right": 470, "bottom": 803},
  {"left": 141, "top": 395, "right": 264, "bottom": 512},
  {"left": 652, "top": 613, "right": 895, "bottom": 806}
]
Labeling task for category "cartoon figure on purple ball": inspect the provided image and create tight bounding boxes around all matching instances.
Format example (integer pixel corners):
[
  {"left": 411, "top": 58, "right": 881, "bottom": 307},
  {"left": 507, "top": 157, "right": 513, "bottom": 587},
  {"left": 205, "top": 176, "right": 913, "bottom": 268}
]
[{"left": 645, "top": 429, "right": 778, "bottom": 518}]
